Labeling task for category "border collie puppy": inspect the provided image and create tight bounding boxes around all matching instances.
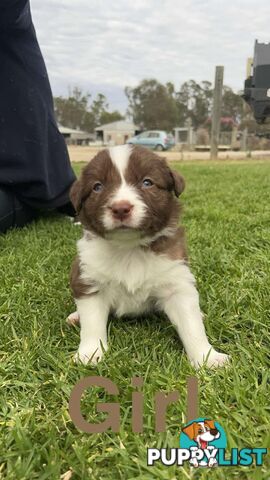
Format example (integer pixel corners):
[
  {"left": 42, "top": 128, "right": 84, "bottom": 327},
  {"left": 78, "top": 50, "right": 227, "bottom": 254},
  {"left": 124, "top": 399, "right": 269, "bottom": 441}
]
[{"left": 68, "top": 145, "right": 229, "bottom": 368}]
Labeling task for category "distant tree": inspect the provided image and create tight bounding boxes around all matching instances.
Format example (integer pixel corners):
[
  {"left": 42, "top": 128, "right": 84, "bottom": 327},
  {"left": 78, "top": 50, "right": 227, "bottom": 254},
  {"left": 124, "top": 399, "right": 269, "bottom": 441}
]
[
  {"left": 90, "top": 94, "right": 109, "bottom": 126},
  {"left": 82, "top": 111, "right": 96, "bottom": 133},
  {"left": 91, "top": 93, "right": 124, "bottom": 125},
  {"left": 56, "top": 83, "right": 247, "bottom": 135},
  {"left": 54, "top": 86, "right": 91, "bottom": 130},
  {"left": 176, "top": 80, "right": 213, "bottom": 129},
  {"left": 125, "top": 79, "right": 179, "bottom": 131},
  {"left": 54, "top": 88, "right": 123, "bottom": 132},
  {"left": 99, "top": 110, "right": 124, "bottom": 125},
  {"left": 176, "top": 81, "right": 245, "bottom": 130},
  {"left": 240, "top": 114, "right": 270, "bottom": 134},
  {"left": 222, "top": 86, "right": 244, "bottom": 123}
]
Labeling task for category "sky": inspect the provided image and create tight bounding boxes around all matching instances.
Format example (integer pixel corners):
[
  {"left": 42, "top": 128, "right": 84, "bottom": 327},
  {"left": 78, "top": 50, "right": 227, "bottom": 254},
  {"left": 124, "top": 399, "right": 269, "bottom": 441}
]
[{"left": 31, "top": 0, "right": 270, "bottom": 114}]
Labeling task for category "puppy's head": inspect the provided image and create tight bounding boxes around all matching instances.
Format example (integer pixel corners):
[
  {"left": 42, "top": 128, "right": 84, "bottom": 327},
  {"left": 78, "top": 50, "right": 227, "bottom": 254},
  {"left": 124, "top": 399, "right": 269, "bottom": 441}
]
[
  {"left": 70, "top": 145, "right": 185, "bottom": 240},
  {"left": 182, "top": 420, "right": 220, "bottom": 445}
]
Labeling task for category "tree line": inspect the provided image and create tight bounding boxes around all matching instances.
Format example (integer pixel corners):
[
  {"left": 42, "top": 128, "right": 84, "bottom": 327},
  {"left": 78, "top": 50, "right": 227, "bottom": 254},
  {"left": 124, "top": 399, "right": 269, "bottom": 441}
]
[
  {"left": 54, "top": 87, "right": 124, "bottom": 133},
  {"left": 54, "top": 79, "right": 247, "bottom": 134}
]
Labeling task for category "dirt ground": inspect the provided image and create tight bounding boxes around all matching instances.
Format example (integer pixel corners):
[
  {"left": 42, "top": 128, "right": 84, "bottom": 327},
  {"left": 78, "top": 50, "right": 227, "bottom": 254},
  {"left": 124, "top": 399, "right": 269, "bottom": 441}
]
[{"left": 68, "top": 145, "right": 270, "bottom": 163}]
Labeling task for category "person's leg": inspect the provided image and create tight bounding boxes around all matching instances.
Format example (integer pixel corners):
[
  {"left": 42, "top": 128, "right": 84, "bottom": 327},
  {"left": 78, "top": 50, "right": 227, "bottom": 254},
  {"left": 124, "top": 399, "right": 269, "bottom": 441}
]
[
  {"left": 0, "top": 1, "right": 76, "bottom": 212},
  {"left": 0, "top": 188, "right": 39, "bottom": 234}
]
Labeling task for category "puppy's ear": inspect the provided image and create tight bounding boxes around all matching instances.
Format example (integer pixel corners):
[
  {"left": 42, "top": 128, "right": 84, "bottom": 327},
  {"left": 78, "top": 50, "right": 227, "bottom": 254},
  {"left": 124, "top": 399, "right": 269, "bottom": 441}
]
[
  {"left": 170, "top": 170, "right": 185, "bottom": 197},
  {"left": 182, "top": 423, "right": 195, "bottom": 440},
  {"left": 70, "top": 179, "right": 82, "bottom": 213},
  {"left": 205, "top": 420, "right": 216, "bottom": 430}
]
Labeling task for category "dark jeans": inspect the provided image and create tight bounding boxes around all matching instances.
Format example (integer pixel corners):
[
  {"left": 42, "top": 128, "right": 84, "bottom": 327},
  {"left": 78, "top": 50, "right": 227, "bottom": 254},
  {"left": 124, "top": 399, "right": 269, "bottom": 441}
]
[
  {"left": 0, "top": 187, "right": 39, "bottom": 234},
  {"left": 0, "top": 1, "right": 76, "bottom": 214},
  {"left": 0, "top": 187, "right": 76, "bottom": 234}
]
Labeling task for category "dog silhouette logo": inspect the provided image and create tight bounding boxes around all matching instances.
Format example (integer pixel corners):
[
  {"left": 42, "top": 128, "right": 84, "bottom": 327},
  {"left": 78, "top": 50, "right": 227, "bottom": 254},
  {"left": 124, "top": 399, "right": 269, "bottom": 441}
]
[{"left": 180, "top": 417, "right": 227, "bottom": 468}]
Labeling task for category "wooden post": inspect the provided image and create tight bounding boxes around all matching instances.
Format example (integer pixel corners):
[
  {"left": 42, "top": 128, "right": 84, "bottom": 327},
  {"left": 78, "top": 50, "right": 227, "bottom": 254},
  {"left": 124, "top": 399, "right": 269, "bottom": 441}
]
[
  {"left": 241, "top": 58, "right": 253, "bottom": 155},
  {"left": 187, "top": 117, "right": 193, "bottom": 150},
  {"left": 231, "top": 126, "right": 238, "bottom": 149},
  {"left": 242, "top": 127, "right": 248, "bottom": 151},
  {"left": 210, "top": 66, "right": 224, "bottom": 159}
]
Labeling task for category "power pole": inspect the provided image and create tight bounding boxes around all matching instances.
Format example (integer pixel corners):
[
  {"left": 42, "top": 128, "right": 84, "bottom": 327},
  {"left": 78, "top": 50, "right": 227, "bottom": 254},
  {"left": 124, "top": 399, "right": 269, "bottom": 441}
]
[{"left": 210, "top": 66, "right": 224, "bottom": 159}]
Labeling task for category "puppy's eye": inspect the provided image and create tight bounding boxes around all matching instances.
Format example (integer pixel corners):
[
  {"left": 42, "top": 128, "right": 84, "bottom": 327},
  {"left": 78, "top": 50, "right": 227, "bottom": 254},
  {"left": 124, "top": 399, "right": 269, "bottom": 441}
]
[
  {"left": 198, "top": 429, "right": 203, "bottom": 433},
  {"left": 93, "top": 182, "right": 103, "bottom": 192},
  {"left": 142, "top": 178, "right": 153, "bottom": 188}
]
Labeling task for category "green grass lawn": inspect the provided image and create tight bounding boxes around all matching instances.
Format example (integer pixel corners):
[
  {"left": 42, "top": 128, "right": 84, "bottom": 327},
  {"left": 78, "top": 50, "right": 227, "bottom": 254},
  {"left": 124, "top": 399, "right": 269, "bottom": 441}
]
[{"left": 0, "top": 160, "right": 270, "bottom": 480}]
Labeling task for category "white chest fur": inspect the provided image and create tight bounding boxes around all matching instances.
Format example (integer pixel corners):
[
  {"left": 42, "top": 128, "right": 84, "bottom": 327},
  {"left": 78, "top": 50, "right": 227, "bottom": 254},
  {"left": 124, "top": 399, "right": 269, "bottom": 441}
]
[{"left": 77, "top": 233, "right": 195, "bottom": 316}]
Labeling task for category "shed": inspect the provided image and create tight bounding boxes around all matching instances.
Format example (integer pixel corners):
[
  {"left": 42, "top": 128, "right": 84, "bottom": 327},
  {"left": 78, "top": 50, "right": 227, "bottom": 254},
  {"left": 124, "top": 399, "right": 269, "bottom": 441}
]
[{"left": 95, "top": 120, "right": 141, "bottom": 145}]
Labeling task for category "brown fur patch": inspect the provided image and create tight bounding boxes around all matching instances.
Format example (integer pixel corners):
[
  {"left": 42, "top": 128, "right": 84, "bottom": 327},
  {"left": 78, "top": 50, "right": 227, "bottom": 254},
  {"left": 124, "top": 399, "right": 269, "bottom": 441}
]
[
  {"left": 70, "top": 149, "right": 121, "bottom": 235},
  {"left": 70, "top": 256, "right": 98, "bottom": 299},
  {"left": 125, "top": 146, "right": 184, "bottom": 235},
  {"left": 170, "top": 169, "right": 185, "bottom": 197},
  {"left": 204, "top": 420, "right": 218, "bottom": 435},
  {"left": 150, "top": 227, "right": 188, "bottom": 262},
  {"left": 182, "top": 422, "right": 196, "bottom": 440}
]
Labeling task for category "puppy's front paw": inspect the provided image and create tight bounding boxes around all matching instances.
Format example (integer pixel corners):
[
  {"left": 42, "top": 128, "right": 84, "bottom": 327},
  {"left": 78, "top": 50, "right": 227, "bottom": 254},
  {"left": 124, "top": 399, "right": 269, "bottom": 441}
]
[
  {"left": 66, "top": 311, "right": 80, "bottom": 326},
  {"left": 75, "top": 339, "right": 108, "bottom": 365},
  {"left": 191, "top": 349, "right": 230, "bottom": 369},
  {"left": 189, "top": 458, "right": 199, "bottom": 468},
  {"left": 208, "top": 457, "right": 218, "bottom": 468},
  {"left": 206, "top": 350, "right": 230, "bottom": 368}
]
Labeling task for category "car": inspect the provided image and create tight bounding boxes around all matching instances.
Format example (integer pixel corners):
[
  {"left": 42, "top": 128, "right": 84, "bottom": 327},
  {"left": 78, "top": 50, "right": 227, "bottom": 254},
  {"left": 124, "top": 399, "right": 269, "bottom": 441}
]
[{"left": 127, "top": 130, "right": 175, "bottom": 151}]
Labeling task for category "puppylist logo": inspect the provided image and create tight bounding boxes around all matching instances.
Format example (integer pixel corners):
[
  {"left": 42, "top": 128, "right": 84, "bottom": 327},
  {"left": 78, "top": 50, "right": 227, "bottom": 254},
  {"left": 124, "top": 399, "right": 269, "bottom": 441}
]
[
  {"left": 147, "top": 379, "right": 267, "bottom": 469},
  {"left": 148, "top": 417, "right": 267, "bottom": 468}
]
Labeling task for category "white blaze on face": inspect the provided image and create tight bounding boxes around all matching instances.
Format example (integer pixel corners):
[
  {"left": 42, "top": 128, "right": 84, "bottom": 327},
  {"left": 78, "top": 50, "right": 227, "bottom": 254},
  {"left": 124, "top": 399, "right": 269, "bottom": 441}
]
[
  {"left": 198, "top": 422, "right": 206, "bottom": 432},
  {"left": 102, "top": 145, "right": 147, "bottom": 231},
  {"left": 109, "top": 144, "right": 131, "bottom": 179},
  {"left": 196, "top": 422, "right": 215, "bottom": 443}
]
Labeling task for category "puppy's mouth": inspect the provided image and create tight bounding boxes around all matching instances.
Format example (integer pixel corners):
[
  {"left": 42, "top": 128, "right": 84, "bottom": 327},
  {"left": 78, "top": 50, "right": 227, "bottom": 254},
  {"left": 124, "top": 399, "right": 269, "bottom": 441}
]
[
  {"left": 104, "top": 224, "right": 142, "bottom": 242},
  {"left": 115, "top": 225, "right": 133, "bottom": 230},
  {"left": 200, "top": 440, "right": 208, "bottom": 449},
  {"left": 110, "top": 219, "right": 141, "bottom": 231}
]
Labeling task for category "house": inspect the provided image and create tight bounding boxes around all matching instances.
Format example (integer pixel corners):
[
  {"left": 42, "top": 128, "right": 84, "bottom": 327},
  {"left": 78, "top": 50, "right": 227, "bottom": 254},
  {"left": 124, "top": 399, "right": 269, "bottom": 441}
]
[
  {"left": 95, "top": 120, "right": 141, "bottom": 145},
  {"left": 58, "top": 125, "right": 94, "bottom": 145}
]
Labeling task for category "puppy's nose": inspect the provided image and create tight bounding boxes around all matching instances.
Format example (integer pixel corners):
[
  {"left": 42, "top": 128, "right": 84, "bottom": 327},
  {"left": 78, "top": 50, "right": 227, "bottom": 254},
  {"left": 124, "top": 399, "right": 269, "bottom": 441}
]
[
  {"left": 210, "top": 428, "right": 218, "bottom": 436},
  {"left": 111, "top": 201, "right": 133, "bottom": 220}
]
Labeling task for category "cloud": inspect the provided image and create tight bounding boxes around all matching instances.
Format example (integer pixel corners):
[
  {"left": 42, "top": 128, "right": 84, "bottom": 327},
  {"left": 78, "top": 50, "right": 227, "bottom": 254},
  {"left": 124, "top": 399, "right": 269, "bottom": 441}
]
[{"left": 31, "top": 0, "right": 270, "bottom": 113}]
